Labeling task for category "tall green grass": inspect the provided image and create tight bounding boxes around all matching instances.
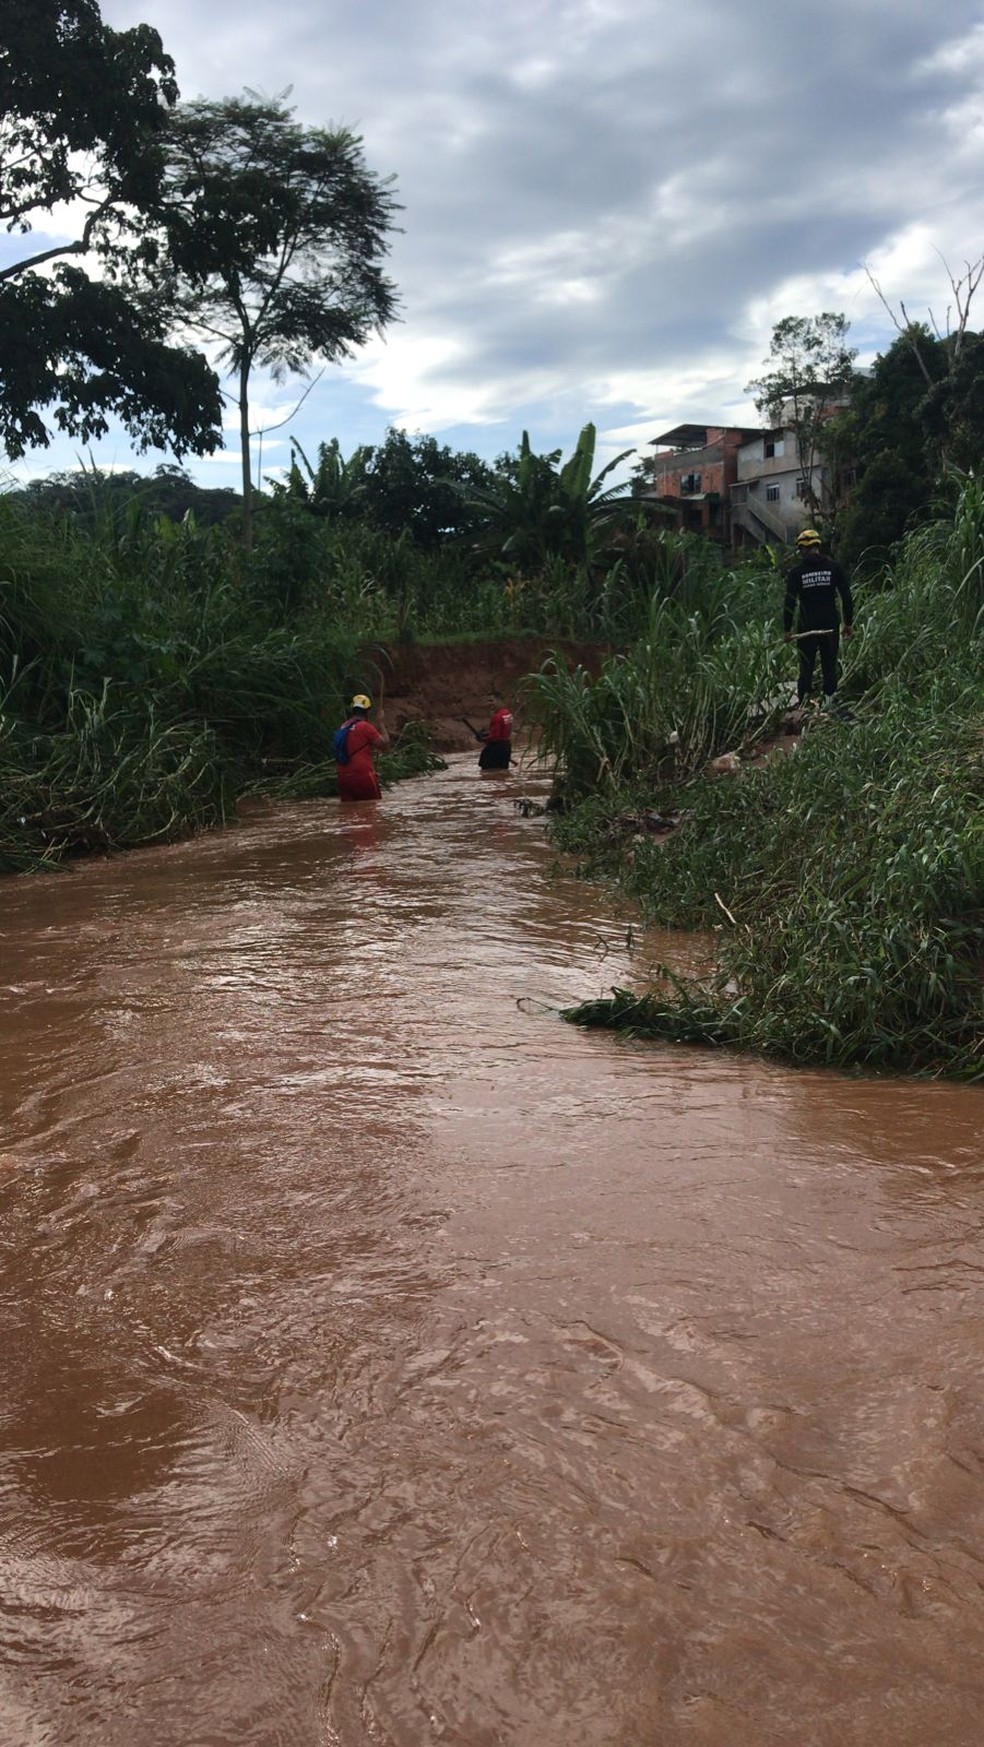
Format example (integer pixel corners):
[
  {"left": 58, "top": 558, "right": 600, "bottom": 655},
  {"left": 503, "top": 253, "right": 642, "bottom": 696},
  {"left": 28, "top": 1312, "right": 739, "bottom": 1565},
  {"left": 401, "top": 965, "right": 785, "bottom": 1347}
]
[
  {"left": 554, "top": 481, "right": 984, "bottom": 1078},
  {"left": 526, "top": 553, "right": 787, "bottom": 799},
  {"left": 1, "top": 470, "right": 750, "bottom": 875},
  {"left": 0, "top": 489, "right": 412, "bottom": 871},
  {"left": 0, "top": 681, "right": 231, "bottom": 870}
]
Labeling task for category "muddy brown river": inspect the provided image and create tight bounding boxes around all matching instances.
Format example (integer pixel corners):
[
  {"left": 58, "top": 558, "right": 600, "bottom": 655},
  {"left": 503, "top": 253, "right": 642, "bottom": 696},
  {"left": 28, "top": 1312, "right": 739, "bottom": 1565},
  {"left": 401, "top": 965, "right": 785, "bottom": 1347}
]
[{"left": 2, "top": 754, "right": 984, "bottom": 1746}]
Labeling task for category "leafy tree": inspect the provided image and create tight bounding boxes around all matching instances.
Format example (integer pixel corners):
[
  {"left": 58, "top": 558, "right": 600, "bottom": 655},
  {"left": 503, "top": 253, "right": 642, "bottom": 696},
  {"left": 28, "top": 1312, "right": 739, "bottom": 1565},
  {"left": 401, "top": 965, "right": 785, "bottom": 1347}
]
[
  {"left": 143, "top": 93, "right": 400, "bottom": 547},
  {"left": 919, "top": 330, "right": 984, "bottom": 474},
  {"left": 745, "top": 313, "right": 858, "bottom": 517},
  {"left": 830, "top": 325, "right": 946, "bottom": 567},
  {"left": 467, "top": 423, "right": 633, "bottom": 573},
  {"left": 360, "top": 428, "right": 494, "bottom": 546},
  {"left": 275, "top": 429, "right": 492, "bottom": 545},
  {"left": 831, "top": 322, "right": 984, "bottom": 569},
  {"left": 0, "top": 0, "right": 223, "bottom": 458},
  {"left": 864, "top": 253, "right": 984, "bottom": 398}
]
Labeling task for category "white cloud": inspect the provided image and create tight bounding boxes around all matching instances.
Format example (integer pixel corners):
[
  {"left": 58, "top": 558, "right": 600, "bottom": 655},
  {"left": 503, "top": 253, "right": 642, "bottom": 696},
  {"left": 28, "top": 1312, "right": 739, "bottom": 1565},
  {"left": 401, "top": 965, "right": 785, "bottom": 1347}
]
[
  {"left": 13, "top": 0, "right": 984, "bottom": 484},
  {"left": 917, "top": 17, "right": 984, "bottom": 77}
]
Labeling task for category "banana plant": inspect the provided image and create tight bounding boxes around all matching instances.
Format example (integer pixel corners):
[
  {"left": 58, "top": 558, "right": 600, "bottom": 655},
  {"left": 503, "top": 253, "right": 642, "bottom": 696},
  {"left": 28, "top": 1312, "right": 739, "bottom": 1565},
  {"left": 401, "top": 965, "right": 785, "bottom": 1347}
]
[
  {"left": 466, "top": 422, "right": 634, "bottom": 572},
  {"left": 276, "top": 437, "right": 372, "bottom": 521}
]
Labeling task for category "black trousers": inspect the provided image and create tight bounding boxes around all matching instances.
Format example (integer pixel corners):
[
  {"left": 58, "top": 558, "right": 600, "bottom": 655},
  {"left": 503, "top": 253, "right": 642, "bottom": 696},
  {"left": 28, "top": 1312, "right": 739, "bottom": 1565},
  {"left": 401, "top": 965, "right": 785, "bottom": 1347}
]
[
  {"left": 797, "top": 626, "right": 839, "bottom": 701},
  {"left": 478, "top": 739, "right": 511, "bottom": 769}
]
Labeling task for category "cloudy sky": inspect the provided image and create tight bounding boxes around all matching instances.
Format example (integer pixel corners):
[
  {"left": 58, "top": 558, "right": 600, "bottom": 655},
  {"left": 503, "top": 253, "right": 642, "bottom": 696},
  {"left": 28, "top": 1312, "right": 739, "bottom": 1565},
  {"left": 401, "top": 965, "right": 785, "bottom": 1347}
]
[{"left": 8, "top": 0, "right": 984, "bottom": 487}]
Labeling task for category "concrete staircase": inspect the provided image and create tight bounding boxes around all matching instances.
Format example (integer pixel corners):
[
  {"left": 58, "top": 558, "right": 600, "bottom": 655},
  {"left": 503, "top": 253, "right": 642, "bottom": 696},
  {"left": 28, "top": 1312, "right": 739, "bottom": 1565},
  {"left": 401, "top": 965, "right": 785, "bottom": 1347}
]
[{"left": 730, "top": 487, "right": 790, "bottom": 546}]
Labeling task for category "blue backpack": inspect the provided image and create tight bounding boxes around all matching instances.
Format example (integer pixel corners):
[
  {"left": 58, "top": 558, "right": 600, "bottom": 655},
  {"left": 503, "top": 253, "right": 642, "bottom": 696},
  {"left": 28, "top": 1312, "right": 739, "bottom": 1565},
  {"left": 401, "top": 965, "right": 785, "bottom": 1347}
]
[{"left": 333, "top": 719, "right": 357, "bottom": 764}]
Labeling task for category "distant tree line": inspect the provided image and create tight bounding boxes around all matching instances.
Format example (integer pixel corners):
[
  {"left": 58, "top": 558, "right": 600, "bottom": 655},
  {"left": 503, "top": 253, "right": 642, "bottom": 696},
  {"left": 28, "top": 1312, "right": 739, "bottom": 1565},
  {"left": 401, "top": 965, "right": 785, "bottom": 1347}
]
[
  {"left": 6, "top": 464, "right": 242, "bottom": 529},
  {"left": 275, "top": 429, "right": 497, "bottom": 548},
  {"left": 11, "top": 421, "right": 643, "bottom": 584},
  {"left": 8, "top": 432, "right": 497, "bottom": 546}
]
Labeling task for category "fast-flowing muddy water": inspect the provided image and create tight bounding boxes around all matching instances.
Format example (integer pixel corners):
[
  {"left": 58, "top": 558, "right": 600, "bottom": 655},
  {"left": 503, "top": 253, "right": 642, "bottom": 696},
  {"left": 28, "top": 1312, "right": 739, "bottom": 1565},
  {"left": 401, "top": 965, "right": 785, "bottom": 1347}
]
[{"left": 1, "top": 754, "right": 984, "bottom": 1747}]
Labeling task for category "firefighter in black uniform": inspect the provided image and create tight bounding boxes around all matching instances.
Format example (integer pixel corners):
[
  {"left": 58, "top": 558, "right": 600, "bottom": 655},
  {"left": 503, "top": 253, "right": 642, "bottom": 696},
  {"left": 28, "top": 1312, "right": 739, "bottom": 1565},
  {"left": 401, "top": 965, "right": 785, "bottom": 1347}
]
[{"left": 783, "top": 528, "right": 854, "bottom": 711}]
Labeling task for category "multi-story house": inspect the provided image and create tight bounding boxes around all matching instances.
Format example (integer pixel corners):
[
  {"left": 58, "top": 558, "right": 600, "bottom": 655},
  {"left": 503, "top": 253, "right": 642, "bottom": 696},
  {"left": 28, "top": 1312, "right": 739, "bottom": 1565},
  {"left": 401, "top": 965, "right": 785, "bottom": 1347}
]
[
  {"left": 730, "top": 426, "right": 808, "bottom": 546},
  {"left": 638, "top": 423, "right": 761, "bottom": 542},
  {"left": 640, "top": 401, "right": 851, "bottom": 548}
]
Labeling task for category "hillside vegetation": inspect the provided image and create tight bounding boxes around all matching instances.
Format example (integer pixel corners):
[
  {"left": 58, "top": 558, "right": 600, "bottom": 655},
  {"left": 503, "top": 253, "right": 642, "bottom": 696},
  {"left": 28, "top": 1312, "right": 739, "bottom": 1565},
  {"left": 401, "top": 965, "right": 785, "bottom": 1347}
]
[{"left": 532, "top": 478, "right": 984, "bottom": 1080}]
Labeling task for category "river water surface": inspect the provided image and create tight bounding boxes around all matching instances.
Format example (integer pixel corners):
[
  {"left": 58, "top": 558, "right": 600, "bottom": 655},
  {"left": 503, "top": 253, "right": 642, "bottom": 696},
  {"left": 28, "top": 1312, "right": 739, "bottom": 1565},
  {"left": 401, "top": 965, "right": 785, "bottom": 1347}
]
[{"left": 2, "top": 755, "right": 984, "bottom": 1746}]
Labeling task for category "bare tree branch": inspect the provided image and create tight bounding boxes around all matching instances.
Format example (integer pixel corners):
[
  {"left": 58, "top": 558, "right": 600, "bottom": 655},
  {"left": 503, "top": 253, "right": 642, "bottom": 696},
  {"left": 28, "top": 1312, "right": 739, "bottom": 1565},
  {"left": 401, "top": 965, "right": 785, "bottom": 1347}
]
[
  {"left": 251, "top": 367, "right": 326, "bottom": 436},
  {"left": 864, "top": 252, "right": 984, "bottom": 379},
  {"left": 863, "top": 266, "right": 936, "bottom": 385}
]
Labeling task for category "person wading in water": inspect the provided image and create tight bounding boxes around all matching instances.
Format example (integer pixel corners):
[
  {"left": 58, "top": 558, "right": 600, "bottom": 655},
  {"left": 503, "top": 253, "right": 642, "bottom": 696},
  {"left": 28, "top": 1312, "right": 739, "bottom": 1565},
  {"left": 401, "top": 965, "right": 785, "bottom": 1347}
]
[
  {"left": 334, "top": 694, "right": 389, "bottom": 801},
  {"left": 478, "top": 696, "right": 513, "bottom": 771},
  {"left": 783, "top": 528, "right": 854, "bottom": 714}
]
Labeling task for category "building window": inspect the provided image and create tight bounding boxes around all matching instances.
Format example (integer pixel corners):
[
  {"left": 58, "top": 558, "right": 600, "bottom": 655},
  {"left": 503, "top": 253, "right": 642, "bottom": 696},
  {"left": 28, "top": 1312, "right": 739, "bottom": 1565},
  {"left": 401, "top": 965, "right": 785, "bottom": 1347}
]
[
  {"left": 764, "top": 436, "right": 785, "bottom": 459},
  {"left": 795, "top": 476, "right": 809, "bottom": 499},
  {"left": 680, "top": 472, "right": 702, "bottom": 494},
  {"left": 765, "top": 483, "right": 781, "bottom": 503}
]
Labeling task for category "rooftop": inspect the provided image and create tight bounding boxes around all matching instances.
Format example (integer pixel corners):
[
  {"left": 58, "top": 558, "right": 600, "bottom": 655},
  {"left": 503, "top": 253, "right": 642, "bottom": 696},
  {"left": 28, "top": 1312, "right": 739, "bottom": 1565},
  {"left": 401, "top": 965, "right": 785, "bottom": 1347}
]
[
  {"left": 651, "top": 422, "right": 762, "bottom": 448},
  {"left": 651, "top": 423, "right": 711, "bottom": 448}
]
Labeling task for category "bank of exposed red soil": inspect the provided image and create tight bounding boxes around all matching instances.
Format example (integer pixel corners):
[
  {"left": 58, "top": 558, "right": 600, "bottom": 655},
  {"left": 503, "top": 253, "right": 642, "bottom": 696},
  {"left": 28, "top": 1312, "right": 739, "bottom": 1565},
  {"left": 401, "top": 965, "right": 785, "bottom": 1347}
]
[{"left": 371, "top": 638, "right": 610, "bottom": 752}]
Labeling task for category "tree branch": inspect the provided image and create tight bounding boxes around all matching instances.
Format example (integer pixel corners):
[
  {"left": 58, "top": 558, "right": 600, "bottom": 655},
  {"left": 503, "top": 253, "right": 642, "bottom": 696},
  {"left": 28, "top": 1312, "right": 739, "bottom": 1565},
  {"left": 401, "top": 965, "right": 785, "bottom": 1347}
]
[
  {"left": 251, "top": 366, "right": 325, "bottom": 434},
  {"left": 0, "top": 194, "right": 117, "bottom": 283},
  {"left": 0, "top": 236, "right": 87, "bottom": 281},
  {"left": 864, "top": 265, "right": 935, "bottom": 386}
]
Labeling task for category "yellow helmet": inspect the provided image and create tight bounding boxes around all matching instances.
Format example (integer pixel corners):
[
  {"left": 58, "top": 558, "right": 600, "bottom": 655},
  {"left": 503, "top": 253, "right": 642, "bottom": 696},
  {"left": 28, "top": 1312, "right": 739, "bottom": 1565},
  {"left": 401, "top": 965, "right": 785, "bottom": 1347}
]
[
  {"left": 796, "top": 529, "right": 821, "bottom": 548},
  {"left": 350, "top": 693, "right": 372, "bottom": 711}
]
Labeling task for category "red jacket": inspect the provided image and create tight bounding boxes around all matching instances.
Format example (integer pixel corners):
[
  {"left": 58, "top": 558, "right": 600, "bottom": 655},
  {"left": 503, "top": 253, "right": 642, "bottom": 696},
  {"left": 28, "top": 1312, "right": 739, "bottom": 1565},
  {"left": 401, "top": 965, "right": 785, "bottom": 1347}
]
[
  {"left": 486, "top": 708, "right": 513, "bottom": 742},
  {"left": 337, "top": 718, "right": 384, "bottom": 801}
]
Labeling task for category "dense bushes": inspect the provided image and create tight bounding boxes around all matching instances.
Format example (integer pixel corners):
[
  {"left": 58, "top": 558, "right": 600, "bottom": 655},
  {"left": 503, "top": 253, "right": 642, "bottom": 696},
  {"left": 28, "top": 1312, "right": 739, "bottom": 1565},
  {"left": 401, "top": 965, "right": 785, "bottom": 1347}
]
[
  {"left": 526, "top": 552, "right": 785, "bottom": 800},
  {"left": 0, "top": 488, "right": 441, "bottom": 871},
  {"left": 0, "top": 450, "right": 674, "bottom": 871}
]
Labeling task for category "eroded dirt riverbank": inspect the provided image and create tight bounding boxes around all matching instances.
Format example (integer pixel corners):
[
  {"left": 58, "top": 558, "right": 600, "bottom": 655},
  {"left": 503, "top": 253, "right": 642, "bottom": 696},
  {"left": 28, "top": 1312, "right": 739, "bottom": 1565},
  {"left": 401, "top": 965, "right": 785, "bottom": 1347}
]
[
  {"left": 373, "top": 636, "right": 607, "bottom": 751},
  {"left": 2, "top": 755, "right": 984, "bottom": 1746}
]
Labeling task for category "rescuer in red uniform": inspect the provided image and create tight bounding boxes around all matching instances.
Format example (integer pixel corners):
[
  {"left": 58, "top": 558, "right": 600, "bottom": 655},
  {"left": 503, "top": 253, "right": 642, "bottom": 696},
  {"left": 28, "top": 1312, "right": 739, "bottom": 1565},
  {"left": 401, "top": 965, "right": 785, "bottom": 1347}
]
[
  {"left": 478, "top": 698, "right": 513, "bottom": 770},
  {"left": 334, "top": 694, "right": 389, "bottom": 801}
]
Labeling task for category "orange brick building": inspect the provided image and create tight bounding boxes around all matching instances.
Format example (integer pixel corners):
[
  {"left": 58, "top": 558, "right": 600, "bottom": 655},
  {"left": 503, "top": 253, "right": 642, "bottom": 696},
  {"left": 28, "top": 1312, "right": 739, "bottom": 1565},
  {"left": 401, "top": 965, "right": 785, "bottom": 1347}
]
[{"left": 640, "top": 424, "right": 762, "bottom": 539}]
